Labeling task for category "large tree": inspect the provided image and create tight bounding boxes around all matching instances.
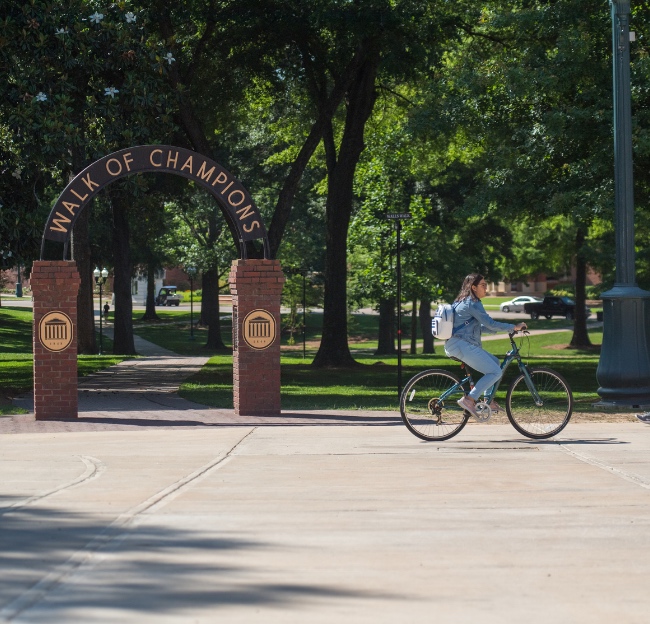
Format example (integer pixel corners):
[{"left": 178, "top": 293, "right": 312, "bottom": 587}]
[
  {"left": 0, "top": 0, "right": 177, "bottom": 353},
  {"left": 422, "top": 0, "right": 620, "bottom": 348}
]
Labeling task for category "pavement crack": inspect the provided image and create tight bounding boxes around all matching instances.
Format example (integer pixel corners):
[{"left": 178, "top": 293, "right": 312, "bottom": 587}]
[
  {"left": 558, "top": 444, "right": 650, "bottom": 491},
  {"left": 0, "top": 455, "right": 106, "bottom": 517},
  {"left": 0, "top": 428, "right": 256, "bottom": 622}
]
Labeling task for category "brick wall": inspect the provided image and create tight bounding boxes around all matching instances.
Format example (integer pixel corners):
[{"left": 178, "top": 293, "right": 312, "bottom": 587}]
[
  {"left": 31, "top": 261, "right": 80, "bottom": 420},
  {"left": 229, "top": 259, "right": 285, "bottom": 416}
]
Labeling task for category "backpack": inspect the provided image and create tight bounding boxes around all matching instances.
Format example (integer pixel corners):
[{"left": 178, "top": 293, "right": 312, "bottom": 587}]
[{"left": 432, "top": 303, "right": 455, "bottom": 339}]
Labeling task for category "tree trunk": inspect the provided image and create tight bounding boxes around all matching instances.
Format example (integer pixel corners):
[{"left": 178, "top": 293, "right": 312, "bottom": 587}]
[
  {"left": 110, "top": 192, "right": 136, "bottom": 355},
  {"left": 267, "top": 48, "right": 368, "bottom": 258},
  {"left": 375, "top": 298, "right": 396, "bottom": 355},
  {"left": 419, "top": 299, "right": 434, "bottom": 354},
  {"left": 312, "top": 51, "right": 379, "bottom": 368},
  {"left": 570, "top": 227, "right": 592, "bottom": 348},
  {"left": 141, "top": 262, "right": 159, "bottom": 321},
  {"left": 202, "top": 267, "right": 227, "bottom": 350},
  {"left": 410, "top": 297, "right": 418, "bottom": 354},
  {"left": 72, "top": 208, "right": 96, "bottom": 354}
]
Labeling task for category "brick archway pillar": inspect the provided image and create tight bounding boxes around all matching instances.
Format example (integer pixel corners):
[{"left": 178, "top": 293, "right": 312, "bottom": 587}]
[
  {"left": 31, "top": 261, "right": 81, "bottom": 420},
  {"left": 229, "top": 259, "right": 285, "bottom": 415}
]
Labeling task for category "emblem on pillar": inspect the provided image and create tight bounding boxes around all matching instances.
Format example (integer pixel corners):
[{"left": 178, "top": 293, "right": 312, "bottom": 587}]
[
  {"left": 242, "top": 309, "right": 276, "bottom": 350},
  {"left": 39, "top": 311, "right": 74, "bottom": 352}
]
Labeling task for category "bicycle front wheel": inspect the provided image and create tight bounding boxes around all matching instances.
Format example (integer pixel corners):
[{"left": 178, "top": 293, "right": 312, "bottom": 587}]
[
  {"left": 400, "top": 369, "right": 469, "bottom": 441},
  {"left": 506, "top": 367, "right": 573, "bottom": 439}
]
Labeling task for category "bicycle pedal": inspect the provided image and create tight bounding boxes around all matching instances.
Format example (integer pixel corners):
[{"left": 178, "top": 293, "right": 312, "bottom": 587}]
[{"left": 474, "top": 402, "right": 492, "bottom": 423}]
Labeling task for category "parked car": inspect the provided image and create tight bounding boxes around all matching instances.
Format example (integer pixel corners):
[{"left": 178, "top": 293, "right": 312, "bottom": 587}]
[
  {"left": 155, "top": 286, "right": 181, "bottom": 306},
  {"left": 523, "top": 296, "right": 591, "bottom": 320},
  {"left": 499, "top": 296, "right": 543, "bottom": 313}
]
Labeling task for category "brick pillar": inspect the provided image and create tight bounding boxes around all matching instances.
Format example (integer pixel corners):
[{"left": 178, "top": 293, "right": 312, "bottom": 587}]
[
  {"left": 229, "top": 259, "right": 285, "bottom": 415},
  {"left": 31, "top": 261, "right": 80, "bottom": 420}
]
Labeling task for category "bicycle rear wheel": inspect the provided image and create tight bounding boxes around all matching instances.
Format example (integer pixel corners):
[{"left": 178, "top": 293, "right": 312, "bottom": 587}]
[
  {"left": 506, "top": 367, "right": 573, "bottom": 439},
  {"left": 400, "top": 369, "right": 469, "bottom": 441}
]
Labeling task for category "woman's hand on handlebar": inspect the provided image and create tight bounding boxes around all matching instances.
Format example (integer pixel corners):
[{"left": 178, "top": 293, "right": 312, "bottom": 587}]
[{"left": 514, "top": 322, "right": 527, "bottom": 332}]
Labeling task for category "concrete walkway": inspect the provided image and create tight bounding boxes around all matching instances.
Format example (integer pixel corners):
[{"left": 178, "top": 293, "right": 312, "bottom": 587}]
[
  {"left": 1, "top": 423, "right": 650, "bottom": 623},
  {"left": 3, "top": 334, "right": 650, "bottom": 622}
]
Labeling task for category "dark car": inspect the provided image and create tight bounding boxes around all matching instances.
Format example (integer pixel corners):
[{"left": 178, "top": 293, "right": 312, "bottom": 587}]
[{"left": 523, "top": 296, "right": 591, "bottom": 320}]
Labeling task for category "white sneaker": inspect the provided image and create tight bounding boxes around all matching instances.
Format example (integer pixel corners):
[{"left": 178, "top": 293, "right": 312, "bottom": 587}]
[
  {"left": 457, "top": 396, "right": 479, "bottom": 418},
  {"left": 636, "top": 412, "right": 650, "bottom": 424}
]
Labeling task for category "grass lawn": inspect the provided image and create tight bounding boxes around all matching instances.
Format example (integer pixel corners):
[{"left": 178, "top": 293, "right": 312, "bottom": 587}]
[
  {"left": 0, "top": 307, "right": 126, "bottom": 415},
  {"left": 175, "top": 313, "right": 605, "bottom": 412},
  {"left": 0, "top": 304, "right": 605, "bottom": 416}
]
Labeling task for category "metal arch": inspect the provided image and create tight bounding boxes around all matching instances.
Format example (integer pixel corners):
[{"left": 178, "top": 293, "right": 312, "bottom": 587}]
[{"left": 41, "top": 145, "right": 270, "bottom": 260}]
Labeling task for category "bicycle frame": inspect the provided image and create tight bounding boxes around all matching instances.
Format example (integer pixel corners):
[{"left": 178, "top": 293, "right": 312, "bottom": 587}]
[{"left": 437, "top": 332, "right": 543, "bottom": 407}]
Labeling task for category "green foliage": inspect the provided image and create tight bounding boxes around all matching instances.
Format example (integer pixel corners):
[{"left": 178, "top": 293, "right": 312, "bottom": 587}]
[
  {"left": 160, "top": 189, "right": 238, "bottom": 276},
  {"left": 179, "top": 290, "right": 201, "bottom": 303},
  {"left": 0, "top": 0, "right": 179, "bottom": 268},
  {"left": 349, "top": 95, "right": 513, "bottom": 307}
]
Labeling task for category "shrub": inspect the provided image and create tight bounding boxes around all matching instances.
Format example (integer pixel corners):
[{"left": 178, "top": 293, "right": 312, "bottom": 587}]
[{"left": 180, "top": 290, "right": 202, "bottom": 303}]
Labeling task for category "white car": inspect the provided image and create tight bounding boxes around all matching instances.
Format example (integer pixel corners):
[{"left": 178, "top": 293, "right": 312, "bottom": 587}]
[{"left": 499, "top": 296, "right": 543, "bottom": 313}]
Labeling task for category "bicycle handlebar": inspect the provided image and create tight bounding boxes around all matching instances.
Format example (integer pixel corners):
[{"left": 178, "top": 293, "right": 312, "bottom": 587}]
[{"left": 509, "top": 329, "right": 530, "bottom": 337}]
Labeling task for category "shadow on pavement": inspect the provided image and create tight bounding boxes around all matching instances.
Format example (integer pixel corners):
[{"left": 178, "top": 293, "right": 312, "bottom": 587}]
[
  {"left": 493, "top": 437, "right": 629, "bottom": 446},
  {"left": 0, "top": 498, "right": 396, "bottom": 617}
]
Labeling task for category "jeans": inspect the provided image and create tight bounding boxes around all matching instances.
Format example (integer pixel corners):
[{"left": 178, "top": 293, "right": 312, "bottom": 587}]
[{"left": 444, "top": 337, "right": 503, "bottom": 401}]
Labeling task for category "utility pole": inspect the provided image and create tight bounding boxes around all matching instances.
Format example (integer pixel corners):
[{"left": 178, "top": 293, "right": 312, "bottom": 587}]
[{"left": 596, "top": 0, "right": 650, "bottom": 409}]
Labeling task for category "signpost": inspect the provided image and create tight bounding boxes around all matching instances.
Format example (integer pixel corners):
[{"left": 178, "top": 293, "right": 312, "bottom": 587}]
[{"left": 385, "top": 212, "right": 412, "bottom": 398}]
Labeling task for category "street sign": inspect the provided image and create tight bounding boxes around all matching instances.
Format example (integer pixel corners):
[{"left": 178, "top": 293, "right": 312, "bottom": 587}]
[{"left": 385, "top": 212, "right": 412, "bottom": 220}]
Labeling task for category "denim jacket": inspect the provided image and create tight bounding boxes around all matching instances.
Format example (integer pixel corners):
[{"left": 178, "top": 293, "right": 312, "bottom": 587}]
[{"left": 448, "top": 297, "right": 515, "bottom": 347}]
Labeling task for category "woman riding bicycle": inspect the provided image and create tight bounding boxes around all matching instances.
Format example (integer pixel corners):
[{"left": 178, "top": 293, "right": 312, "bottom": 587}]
[{"left": 445, "top": 273, "right": 527, "bottom": 419}]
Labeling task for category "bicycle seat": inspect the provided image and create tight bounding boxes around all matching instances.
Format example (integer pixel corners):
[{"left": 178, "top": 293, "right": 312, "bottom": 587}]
[{"left": 448, "top": 356, "right": 465, "bottom": 364}]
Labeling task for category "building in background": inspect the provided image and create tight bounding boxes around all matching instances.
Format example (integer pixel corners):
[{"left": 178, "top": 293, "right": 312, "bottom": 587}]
[{"left": 489, "top": 268, "right": 602, "bottom": 296}]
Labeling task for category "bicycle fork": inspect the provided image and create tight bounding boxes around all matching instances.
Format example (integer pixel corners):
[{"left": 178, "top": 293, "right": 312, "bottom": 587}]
[{"left": 520, "top": 365, "right": 544, "bottom": 406}]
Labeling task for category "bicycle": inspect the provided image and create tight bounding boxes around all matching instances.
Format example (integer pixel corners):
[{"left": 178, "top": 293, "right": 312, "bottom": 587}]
[{"left": 399, "top": 330, "right": 573, "bottom": 441}]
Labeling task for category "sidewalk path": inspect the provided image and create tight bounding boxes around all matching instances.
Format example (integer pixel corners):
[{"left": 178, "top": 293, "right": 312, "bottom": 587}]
[{"left": 6, "top": 333, "right": 399, "bottom": 434}]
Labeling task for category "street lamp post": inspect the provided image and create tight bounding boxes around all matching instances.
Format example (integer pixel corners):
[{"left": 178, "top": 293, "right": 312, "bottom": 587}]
[
  {"left": 596, "top": 0, "right": 650, "bottom": 408},
  {"left": 15, "top": 261, "right": 22, "bottom": 298},
  {"left": 187, "top": 266, "right": 197, "bottom": 341},
  {"left": 385, "top": 212, "right": 412, "bottom": 399},
  {"left": 93, "top": 267, "right": 108, "bottom": 355},
  {"left": 302, "top": 269, "right": 307, "bottom": 360}
]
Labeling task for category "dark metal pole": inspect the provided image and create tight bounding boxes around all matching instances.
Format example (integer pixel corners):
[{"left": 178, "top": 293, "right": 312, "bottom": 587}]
[
  {"left": 15, "top": 261, "right": 22, "bottom": 298},
  {"left": 396, "top": 219, "right": 402, "bottom": 398},
  {"left": 612, "top": 0, "right": 635, "bottom": 284},
  {"left": 302, "top": 271, "right": 306, "bottom": 359},
  {"left": 596, "top": 0, "right": 650, "bottom": 408},
  {"left": 98, "top": 282, "right": 103, "bottom": 356},
  {"left": 189, "top": 276, "right": 195, "bottom": 341}
]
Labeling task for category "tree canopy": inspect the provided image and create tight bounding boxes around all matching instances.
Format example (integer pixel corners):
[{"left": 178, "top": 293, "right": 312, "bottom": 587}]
[{"left": 1, "top": 0, "right": 647, "bottom": 357}]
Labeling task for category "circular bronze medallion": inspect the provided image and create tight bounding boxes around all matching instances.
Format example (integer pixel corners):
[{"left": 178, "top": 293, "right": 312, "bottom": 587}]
[
  {"left": 242, "top": 309, "right": 276, "bottom": 350},
  {"left": 39, "top": 311, "right": 74, "bottom": 352}
]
